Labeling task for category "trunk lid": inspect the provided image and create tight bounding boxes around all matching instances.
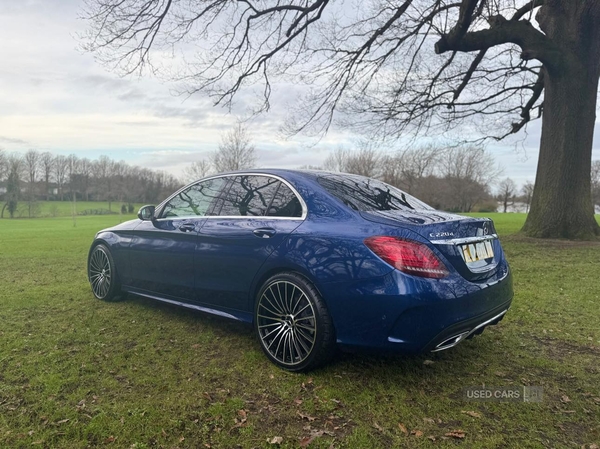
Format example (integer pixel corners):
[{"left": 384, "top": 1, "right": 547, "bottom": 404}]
[{"left": 360, "top": 210, "right": 500, "bottom": 281}]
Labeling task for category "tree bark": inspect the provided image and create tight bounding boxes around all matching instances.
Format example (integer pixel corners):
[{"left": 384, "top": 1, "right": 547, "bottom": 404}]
[
  {"left": 523, "top": 1, "right": 600, "bottom": 239},
  {"left": 523, "top": 65, "right": 600, "bottom": 239}
]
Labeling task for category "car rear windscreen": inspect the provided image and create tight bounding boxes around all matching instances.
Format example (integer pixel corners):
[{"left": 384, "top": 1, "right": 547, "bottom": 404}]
[{"left": 317, "top": 175, "right": 433, "bottom": 212}]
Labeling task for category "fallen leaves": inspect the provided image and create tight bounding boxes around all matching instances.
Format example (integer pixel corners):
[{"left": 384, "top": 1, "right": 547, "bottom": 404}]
[
  {"left": 394, "top": 417, "right": 469, "bottom": 442},
  {"left": 461, "top": 410, "right": 482, "bottom": 418},
  {"left": 445, "top": 430, "right": 466, "bottom": 439},
  {"left": 231, "top": 409, "right": 248, "bottom": 429},
  {"left": 268, "top": 436, "right": 283, "bottom": 444},
  {"left": 299, "top": 430, "right": 324, "bottom": 447},
  {"left": 298, "top": 412, "right": 316, "bottom": 422}
]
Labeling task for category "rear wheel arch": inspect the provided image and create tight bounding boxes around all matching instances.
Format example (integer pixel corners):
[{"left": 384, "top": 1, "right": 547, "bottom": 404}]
[{"left": 249, "top": 266, "right": 326, "bottom": 320}]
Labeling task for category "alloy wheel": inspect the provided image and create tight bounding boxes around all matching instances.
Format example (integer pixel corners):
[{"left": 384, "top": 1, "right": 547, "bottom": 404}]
[
  {"left": 89, "top": 246, "right": 112, "bottom": 299},
  {"left": 256, "top": 280, "right": 317, "bottom": 367}
]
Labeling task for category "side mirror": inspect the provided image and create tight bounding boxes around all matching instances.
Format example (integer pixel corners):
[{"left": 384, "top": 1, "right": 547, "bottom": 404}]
[{"left": 138, "top": 205, "right": 156, "bottom": 221}]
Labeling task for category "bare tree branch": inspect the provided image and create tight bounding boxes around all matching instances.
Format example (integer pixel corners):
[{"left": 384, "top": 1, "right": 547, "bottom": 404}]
[{"left": 80, "top": 0, "right": 566, "bottom": 142}]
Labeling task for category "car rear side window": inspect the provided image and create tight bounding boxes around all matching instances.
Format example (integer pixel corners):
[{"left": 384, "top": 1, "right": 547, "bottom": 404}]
[
  {"left": 267, "top": 183, "right": 303, "bottom": 217},
  {"left": 317, "top": 175, "right": 433, "bottom": 212},
  {"left": 216, "top": 175, "right": 281, "bottom": 217},
  {"left": 161, "top": 177, "right": 227, "bottom": 218}
]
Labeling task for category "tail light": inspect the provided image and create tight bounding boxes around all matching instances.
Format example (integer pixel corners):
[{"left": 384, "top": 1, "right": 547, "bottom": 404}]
[{"left": 364, "top": 236, "right": 448, "bottom": 279}]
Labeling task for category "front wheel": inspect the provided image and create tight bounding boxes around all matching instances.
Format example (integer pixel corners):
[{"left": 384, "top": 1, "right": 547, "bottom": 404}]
[
  {"left": 88, "top": 244, "right": 122, "bottom": 301},
  {"left": 255, "top": 272, "right": 336, "bottom": 372}
]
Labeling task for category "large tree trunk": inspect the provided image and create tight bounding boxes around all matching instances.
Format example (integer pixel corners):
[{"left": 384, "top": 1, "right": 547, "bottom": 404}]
[
  {"left": 523, "top": 67, "right": 599, "bottom": 239},
  {"left": 523, "top": 2, "right": 600, "bottom": 239}
]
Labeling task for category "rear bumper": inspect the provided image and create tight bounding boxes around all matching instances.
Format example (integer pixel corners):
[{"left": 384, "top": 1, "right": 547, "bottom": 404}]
[{"left": 318, "top": 261, "right": 513, "bottom": 354}]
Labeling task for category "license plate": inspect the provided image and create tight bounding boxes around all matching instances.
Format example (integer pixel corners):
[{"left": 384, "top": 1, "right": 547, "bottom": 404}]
[{"left": 461, "top": 240, "right": 494, "bottom": 263}]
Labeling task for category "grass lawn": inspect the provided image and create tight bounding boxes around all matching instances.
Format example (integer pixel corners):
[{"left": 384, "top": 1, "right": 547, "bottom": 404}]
[
  {"left": 5, "top": 201, "right": 145, "bottom": 219},
  {"left": 0, "top": 213, "right": 598, "bottom": 448}
]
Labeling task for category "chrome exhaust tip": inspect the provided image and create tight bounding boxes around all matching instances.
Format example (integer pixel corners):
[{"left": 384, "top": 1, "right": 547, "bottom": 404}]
[
  {"left": 430, "top": 309, "right": 509, "bottom": 352},
  {"left": 431, "top": 331, "right": 470, "bottom": 352}
]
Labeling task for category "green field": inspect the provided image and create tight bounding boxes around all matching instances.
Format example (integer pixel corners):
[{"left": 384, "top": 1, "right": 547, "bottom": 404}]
[
  {"left": 0, "top": 214, "right": 599, "bottom": 448},
  {"left": 3, "top": 201, "right": 145, "bottom": 219}
]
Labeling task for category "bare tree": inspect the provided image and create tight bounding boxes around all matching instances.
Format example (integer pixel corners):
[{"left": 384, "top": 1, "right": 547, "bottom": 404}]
[
  {"left": 323, "top": 143, "right": 380, "bottom": 177},
  {"left": 82, "top": 0, "right": 600, "bottom": 239},
  {"left": 439, "top": 146, "right": 501, "bottom": 184},
  {"left": 323, "top": 147, "right": 349, "bottom": 173},
  {"left": 75, "top": 158, "right": 93, "bottom": 201},
  {"left": 66, "top": 154, "right": 80, "bottom": 198},
  {"left": 522, "top": 181, "right": 535, "bottom": 213},
  {"left": 24, "top": 150, "right": 39, "bottom": 187},
  {"left": 382, "top": 146, "right": 440, "bottom": 195},
  {"left": 53, "top": 155, "right": 69, "bottom": 201},
  {"left": 66, "top": 154, "right": 81, "bottom": 223},
  {"left": 23, "top": 150, "right": 41, "bottom": 218},
  {"left": 438, "top": 146, "right": 501, "bottom": 212},
  {"left": 40, "top": 152, "right": 54, "bottom": 201},
  {"left": 93, "top": 155, "right": 115, "bottom": 210},
  {"left": 344, "top": 147, "right": 381, "bottom": 178},
  {"left": 2, "top": 154, "right": 23, "bottom": 218},
  {"left": 1, "top": 150, "right": 184, "bottom": 215},
  {"left": 0, "top": 149, "right": 7, "bottom": 183},
  {"left": 183, "top": 159, "right": 211, "bottom": 183},
  {"left": 110, "top": 159, "right": 128, "bottom": 207},
  {"left": 497, "top": 178, "right": 517, "bottom": 213},
  {"left": 211, "top": 124, "right": 257, "bottom": 172}
]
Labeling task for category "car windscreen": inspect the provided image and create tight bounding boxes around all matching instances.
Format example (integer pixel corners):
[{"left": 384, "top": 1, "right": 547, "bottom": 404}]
[{"left": 317, "top": 175, "right": 433, "bottom": 212}]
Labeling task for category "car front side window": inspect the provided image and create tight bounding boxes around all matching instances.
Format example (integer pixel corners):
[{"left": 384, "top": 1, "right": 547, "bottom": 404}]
[{"left": 161, "top": 177, "right": 227, "bottom": 218}]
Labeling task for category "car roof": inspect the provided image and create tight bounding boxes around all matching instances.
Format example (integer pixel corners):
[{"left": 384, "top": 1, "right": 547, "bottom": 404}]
[{"left": 204, "top": 168, "right": 370, "bottom": 183}]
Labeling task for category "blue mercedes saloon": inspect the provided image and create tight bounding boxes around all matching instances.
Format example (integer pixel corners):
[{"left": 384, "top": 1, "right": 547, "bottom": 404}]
[{"left": 88, "top": 169, "right": 513, "bottom": 371}]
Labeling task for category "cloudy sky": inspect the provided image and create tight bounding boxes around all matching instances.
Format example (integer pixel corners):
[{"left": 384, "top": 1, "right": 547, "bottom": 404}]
[{"left": 0, "top": 0, "right": 598, "bottom": 189}]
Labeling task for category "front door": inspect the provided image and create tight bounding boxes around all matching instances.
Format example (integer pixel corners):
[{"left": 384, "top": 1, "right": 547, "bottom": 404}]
[{"left": 127, "top": 177, "right": 227, "bottom": 300}]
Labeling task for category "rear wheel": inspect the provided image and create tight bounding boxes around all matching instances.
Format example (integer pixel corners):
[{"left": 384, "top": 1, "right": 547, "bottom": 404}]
[
  {"left": 88, "top": 244, "right": 122, "bottom": 302},
  {"left": 255, "top": 272, "right": 335, "bottom": 372}
]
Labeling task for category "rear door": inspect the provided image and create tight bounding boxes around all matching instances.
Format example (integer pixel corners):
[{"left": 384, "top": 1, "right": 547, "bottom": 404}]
[
  {"left": 194, "top": 174, "right": 305, "bottom": 311},
  {"left": 127, "top": 177, "right": 227, "bottom": 299}
]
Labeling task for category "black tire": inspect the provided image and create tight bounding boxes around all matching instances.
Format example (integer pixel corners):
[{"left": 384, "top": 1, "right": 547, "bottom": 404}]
[
  {"left": 254, "top": 272, "right": 336, "bottom": 372},
  {"left": 88, "top": 244, "right": 122, "bottom": 302}
]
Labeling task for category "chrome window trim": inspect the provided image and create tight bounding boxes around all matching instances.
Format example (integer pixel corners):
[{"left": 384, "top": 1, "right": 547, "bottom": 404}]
[
  {"left": 155, "top": 172, "right": 308, "bottom": 221},
  {"left": 429, "top": 234, "right": 498, "bottom": 246},
  {"left": 154, "top": 215, "right": 304, "bottom": 222}
]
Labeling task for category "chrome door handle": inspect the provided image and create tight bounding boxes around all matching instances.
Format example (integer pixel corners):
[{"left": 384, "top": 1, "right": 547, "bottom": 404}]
[
  {"left": 178, "top": 222, "right": 196, "bottom": 232},
  {"left": 253, "top": 227, "right": 276, "bottom": 238}
]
